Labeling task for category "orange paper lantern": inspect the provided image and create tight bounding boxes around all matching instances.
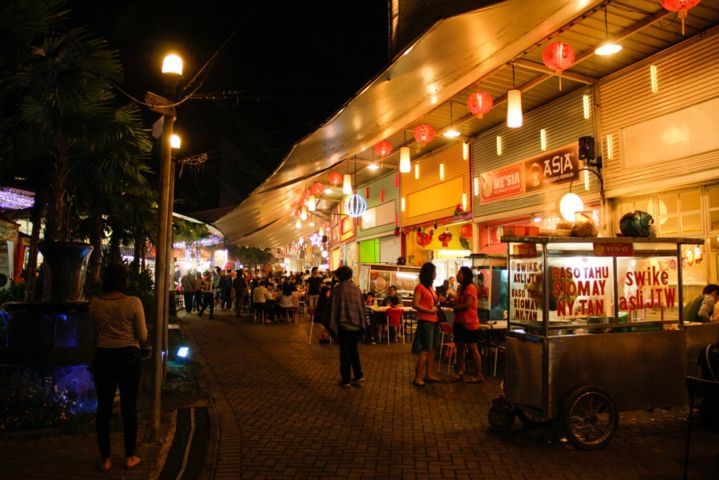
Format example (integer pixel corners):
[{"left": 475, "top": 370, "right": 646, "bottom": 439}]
[
  {"left": 542, "top": 41, "right": 575, "bottom": 90},
  {"left": 661, "top": 0, "right": 701, "bottom": 35},
  {"left": 459, "top": 223, "right": 473, "bottom": 239},
  {"left": 310, "top": 182, "right": 327, "bottom": 196},
  {"left": 328, "top": 172, "right": 343, "bottom": 186},
  {"left": 373, "top": 140, "right": 393, "bottom": 157},
  {"left": 413, "top": 124, "right": 436, "bottom": 145},
  {"left": 466, "top": 91, "right": 493, "bottom": 118}
]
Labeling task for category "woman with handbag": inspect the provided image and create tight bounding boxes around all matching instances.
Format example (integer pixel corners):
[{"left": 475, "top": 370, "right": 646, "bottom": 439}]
[
  {"left": 90, "top": 263, "right": 147, "bottom": 471},
  {"left": 411, "top": 262, "right": 444, "bottom": 387}
]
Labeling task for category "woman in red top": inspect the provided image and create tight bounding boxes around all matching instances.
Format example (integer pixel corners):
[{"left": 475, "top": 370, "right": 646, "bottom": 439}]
[
  {"left": 411, "top": 262, "right": 443, "bottom": 386},
  {"left": 451, "top": 266, "right": 484, "bottom": 383}
]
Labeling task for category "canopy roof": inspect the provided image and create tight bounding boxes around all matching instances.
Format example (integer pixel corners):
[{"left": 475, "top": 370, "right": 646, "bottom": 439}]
[{"left": 214, "top": 0, "right": 719, "bottom": 247}]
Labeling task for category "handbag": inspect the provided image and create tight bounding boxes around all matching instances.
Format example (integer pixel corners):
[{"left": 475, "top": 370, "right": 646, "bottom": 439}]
[{"left": 436, "top": 305, "right": 449, "bottom": 324}]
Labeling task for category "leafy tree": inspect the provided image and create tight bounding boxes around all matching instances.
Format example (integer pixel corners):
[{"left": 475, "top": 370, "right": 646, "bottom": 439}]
[{"left": 227, "top": 245, "right": 275, "bottom": 270}]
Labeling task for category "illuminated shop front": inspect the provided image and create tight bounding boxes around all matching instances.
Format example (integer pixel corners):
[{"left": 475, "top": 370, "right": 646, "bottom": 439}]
[{"left": 598, "top": 31, "right": 719, "bottom": 285}]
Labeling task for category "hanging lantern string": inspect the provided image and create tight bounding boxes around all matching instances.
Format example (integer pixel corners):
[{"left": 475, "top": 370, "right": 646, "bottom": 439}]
[{"left": 512, "top": 63, "right": 516, "bottom": 89}]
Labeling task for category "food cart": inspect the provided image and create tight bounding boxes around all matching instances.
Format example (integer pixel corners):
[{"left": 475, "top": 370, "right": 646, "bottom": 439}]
[
  {"left": 490, "top": 236, "right": 719, "bottom": 449},
  {"left": 358, "top": 263, "right": 421, "bottom": 304}
]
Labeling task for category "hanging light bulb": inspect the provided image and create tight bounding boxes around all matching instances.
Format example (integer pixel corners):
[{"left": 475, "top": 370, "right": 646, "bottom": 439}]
[
  {"left": 443, "top": 102, "right": 461, "bottom": 138},
  {"left": 295, "top": 219, "right": 302, "bottom": 229},
  {"left": 319, "top": 226, "right": 324, "bottom": 236},
  {"left": 399, "top": 146, "right": 411, "bottom": 173},
  {"left": 560, "top": 193, "right": 584, "bottom": 222},
  {"left": 342, "top": 174, "right": 352, "bottom": 195},
  {"left": 595, "top": 6, "right": 622, "bottom": 56},
  {"left": 300, "top": 208, "right": 308, "bottom": 221},
  {"left": 307, "top": 195, "right": 316, "bottom": 212},
  {"left": 506, "top": 64, "right": 523, "bottom": 128}
]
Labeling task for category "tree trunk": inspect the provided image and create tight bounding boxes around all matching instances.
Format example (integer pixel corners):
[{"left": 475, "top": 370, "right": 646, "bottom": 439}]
[
  {"left": 87, "top": 210, "right": 104, "bottom": 287},
  {"left": 44, "top": 144, "right": 71, "bottom": 242},
  {"left": 24, "top": 191, "right": 45, "bottom": 301}
]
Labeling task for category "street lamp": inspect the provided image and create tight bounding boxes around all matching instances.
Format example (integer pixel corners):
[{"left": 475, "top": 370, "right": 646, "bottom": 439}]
[{"left": 150, "top": 52, "right": 183, "bottom": 439}]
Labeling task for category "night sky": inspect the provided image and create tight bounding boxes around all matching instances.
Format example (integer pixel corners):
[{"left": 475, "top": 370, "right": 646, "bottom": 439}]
[{"left": 67, "top": 0, "right": 389, "bottom": 217}]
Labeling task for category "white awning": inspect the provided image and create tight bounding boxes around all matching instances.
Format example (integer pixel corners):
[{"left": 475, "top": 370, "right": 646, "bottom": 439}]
[{"left": 214, "top": 0, "right": 603, "bottom": 247}]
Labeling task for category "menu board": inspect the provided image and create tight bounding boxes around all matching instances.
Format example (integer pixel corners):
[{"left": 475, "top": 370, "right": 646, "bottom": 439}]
[
  {"left": 510, "top": 256, "right": 544, "bottom": 324},
  {"left": 548, "top": 257, "right": 614, "bottom": 319},
  {"left": 616, "top": 257, "right": 678, "bottom": 321}
]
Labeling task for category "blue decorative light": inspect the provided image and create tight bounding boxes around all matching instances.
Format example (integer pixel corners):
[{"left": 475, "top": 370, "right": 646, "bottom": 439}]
[{"left": 344, "top": 193, "right": 367, "bottom": 218}]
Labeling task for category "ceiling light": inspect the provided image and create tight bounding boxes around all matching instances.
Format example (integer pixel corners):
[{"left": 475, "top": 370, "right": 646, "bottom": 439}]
[
  {"left": 399, "top": 146, "right": 411, "bottom": 173},
  {"left": 443, "top": 129, "right": 461, "bottom": 139},
  {"left": 595, "top": 6, "right": 622, "bottom": 56},
  {"left": 367, "top": 163, "right": 380, "bottom": 171}
]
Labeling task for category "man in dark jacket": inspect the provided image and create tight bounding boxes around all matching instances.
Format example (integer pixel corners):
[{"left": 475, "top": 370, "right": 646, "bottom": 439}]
[
  {"left": 329, "top": 266, "right": 367, "bottom": 388},
  {"left": 232, "top": 270, "right": 248, "bottom": 317}
]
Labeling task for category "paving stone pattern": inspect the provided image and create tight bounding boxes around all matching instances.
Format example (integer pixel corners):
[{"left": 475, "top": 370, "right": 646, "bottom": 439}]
[{"left": 182, "top": 311, "right": 718, "bottom": 480}]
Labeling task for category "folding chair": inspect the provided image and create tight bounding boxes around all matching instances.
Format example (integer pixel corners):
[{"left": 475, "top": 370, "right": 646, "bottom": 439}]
[{"left": 437, "top": 322, "right": 456, "bottom": 374}]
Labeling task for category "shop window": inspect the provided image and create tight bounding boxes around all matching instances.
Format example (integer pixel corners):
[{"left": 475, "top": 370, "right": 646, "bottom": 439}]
[{"left": 708, "top": 185, "right": 719, "bottom": 232}]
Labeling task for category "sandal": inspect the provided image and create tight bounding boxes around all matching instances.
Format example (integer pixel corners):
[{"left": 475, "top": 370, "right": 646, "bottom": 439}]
[
  {"left": 411, "top": 380, "right": 425, "bottom": 387},
  {"left": 449, "top": 374, "right": 464, "bottom": 383}
]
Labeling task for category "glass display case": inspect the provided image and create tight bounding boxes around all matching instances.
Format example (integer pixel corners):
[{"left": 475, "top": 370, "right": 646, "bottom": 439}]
[
  {"left": 506, "top": 238, "right": 703, "bottom": 335},
  {"left": 358, "top": 263, "right": 420, "bottom": 304},
  {"left": 469, "top": 254, "right": 508, "bottom": 321}
]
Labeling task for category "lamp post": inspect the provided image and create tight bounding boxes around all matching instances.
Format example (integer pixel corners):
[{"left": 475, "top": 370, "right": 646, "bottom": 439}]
[{"left": 149, "top": 53, "right": 183, "bottom": 439}]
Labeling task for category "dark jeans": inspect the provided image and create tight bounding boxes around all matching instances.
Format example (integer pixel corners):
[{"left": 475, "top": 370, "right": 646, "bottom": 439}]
[
  {"left": 184, "top": 292, "right": 194, "bottom": 313},
  {"left": 222, "top": 288, "right": 232, "bottom": 309},
  {"left": 338, "top": 328, "right": 363, "bottom": 384},
  {"left": 199, "top": 292, "right": 214, "bottom": 318},
  {"left": 93, "top": 347, "right": 142, "bottom": 459},
  {"left": 193, "top": 290, "right": 202, "bottom": 311}
]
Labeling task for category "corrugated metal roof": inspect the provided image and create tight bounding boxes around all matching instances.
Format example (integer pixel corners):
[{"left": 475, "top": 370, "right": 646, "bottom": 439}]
[{"left": 215, "top": 0, "right": 719, "bottom": 247}]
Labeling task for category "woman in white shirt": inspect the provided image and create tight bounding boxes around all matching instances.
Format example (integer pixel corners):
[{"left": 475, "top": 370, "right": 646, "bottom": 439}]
[{"left": 90, "top": 263, "right": 147, "bottom": 471}]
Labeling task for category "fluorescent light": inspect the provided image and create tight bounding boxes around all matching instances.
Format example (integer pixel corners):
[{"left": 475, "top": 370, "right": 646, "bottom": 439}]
[
  {"left": 401, "top": 197, "right": 406, "bottom": 212},
  {"left": 540, "top": 129, "right": 547, "bottom": 151},
  {"left": 461, "top": 193, "right": 467, "bottom": 211},
  {"left": 595, "top": 41, "right": 622, "bottom": 56},
  {"left": 650, "top": 65, "right": 659, "bottom": 93},
  {"left": 473, "top": 177, "right": 479, "bottom": 197},
  {"left": 496, "top": 136, "right": 503, "bottom": 156},
  {"left": 414, "top": 163, "right": 420, "bottom": 180},
  {"left": 439, "top": 163, "right": 445, "bottom": 181},
  {"left": 606, "top": 134, "right": 614, "bottom": 160},
  {"left": 443, "top": 129, "right": 461, "bottom": 139},
  {"left": 582, "top": 95, "right": 591, "bottom": 119},
  {"left": 462, "top": 142, "right": 470, "bottom": 161}
]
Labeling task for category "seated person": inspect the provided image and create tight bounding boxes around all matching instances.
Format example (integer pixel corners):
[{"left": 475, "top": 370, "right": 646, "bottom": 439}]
[
  {"left": 382, "top": 285, "right": 401, "bottom": 307},
  {"left": 385, "top": 299, "right": 404, "bottom": 342},
  {"left": 686, "top": 284, "right": 719, "bottom": 323},
  {"left": 278, "top": 283, "right": 297, "bottom": 323}
]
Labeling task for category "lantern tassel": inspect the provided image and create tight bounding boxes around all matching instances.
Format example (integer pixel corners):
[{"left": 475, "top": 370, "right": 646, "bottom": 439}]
[{"left": 680, "top": 10, "right": 686, "bottom": 36}]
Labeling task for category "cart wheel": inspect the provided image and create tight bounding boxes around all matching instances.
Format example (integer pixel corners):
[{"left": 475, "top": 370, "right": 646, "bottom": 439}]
[{"left": 561, "top": 385, "right": 618, "bottom": 450}]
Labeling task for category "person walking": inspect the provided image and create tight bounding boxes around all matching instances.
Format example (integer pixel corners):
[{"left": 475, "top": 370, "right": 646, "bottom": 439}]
[
  {"left": 198, "top": 271, "right": 214, "bottom": 318},
  {"left": 212, "top": 267, "right": 223, "bottom": 309},
  {"left": 89, "top": 263, "right": 147, "bottom": 471},
  {"left": 411, "top": 262, "right": 443, "bottom": 387},
  {"left": 233, "top": 269, "right": 247, "bottom": 316},
  {"left": 306, "top": 266, "right": 322, "bottom": 312},
  {"left": 222, "top": 269, "right": 233, "bottom": 309},
  {"left": 180, "top": 270, "right": 194, "bottom": 313},
  {"left": 328, "top": 266, "right": 367, "bottom": 388},
  {"left": 450, "top": 266, "right": 484, "bottom": 383},
  {"left": 192, "top": 270, "right": 202, "bottom": 313}
]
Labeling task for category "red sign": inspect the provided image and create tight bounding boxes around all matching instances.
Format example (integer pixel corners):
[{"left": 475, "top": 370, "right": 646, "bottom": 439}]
[
  {"left": 524, "top": 145, "right": 579, "bottom": 193},
  {"left": 593, "top": 243, "right": 634, "bottom": 257},
  {"left": 479, "top": 164, "right": 523, "bottom": 203},
  {"left": 512, "top": 243, "right": 538, "bottom": 258}
]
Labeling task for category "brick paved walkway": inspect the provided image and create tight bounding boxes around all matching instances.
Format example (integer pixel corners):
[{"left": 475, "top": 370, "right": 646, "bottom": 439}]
[{"left": 181, "top": 310, "right": 718, "bottom": 480}]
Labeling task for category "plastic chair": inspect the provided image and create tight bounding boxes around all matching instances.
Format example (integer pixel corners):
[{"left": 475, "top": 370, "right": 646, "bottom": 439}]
[
  {"left": 386, "top": 308, "right": 404, "bottom": 344},
  {"left": 684, "top": 376, "right": 719, "bottom": 479},
  {"left": 437, "top": 322, "right": 456, "bottom": 374}
]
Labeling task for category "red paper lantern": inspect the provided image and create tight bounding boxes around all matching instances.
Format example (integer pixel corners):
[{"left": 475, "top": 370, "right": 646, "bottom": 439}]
[
  {"left": 310, "top": 182, "right": 327, "bottom": 196},
  {"left": 328, "top": 172, "right": 343, "bottom": 186},
  {"left": 662, "top": 0, "right": 701, "bottom": 35},
  {"left": 374, "top": 140, "right": 393, "bottom": 157},
  {"left": 413, "top": 124, "right": 436, "bottom": 144},
  {"left": 459, "top": 223, "right": 473, "bottom": 239},
  {"left": 542, "top": 41, "right": 575, "bottom": 89},
  {"left": 466, "top": 91, "right": 493, "bottom": 118},
  {"left": 438, "top": 230, "right": 453, "bottom": 248}
]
